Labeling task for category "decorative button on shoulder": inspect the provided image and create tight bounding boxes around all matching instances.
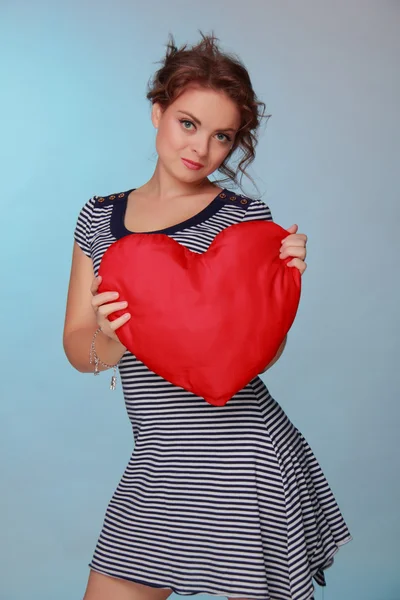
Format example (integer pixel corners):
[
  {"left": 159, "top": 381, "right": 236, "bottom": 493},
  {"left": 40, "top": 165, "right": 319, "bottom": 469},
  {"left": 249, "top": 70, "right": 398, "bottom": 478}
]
[
  {"left": 96, "top": 192, "right": 126, "bottom": 205},
  {"left": 217, "top": 191, "right": 250, "bottom": 209}
]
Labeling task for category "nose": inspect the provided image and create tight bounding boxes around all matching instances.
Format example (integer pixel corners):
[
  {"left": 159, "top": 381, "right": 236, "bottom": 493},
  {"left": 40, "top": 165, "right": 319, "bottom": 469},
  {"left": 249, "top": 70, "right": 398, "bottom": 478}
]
[{"left": 192, "top": 134, "right": 210, "bottom": 159}]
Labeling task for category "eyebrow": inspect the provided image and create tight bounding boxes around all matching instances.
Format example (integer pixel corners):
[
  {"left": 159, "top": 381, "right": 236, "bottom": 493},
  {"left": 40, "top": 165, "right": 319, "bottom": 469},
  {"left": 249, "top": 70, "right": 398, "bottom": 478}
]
[{"left": 177, "top": 110, "right": 237, "bottom": 133}]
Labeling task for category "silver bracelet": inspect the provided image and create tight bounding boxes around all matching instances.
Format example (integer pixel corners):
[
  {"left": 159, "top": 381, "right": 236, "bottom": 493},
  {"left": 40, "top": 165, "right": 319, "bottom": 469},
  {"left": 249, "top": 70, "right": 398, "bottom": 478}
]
[{"left": 89, "top": 326, "right": 119, "bottom": 390}]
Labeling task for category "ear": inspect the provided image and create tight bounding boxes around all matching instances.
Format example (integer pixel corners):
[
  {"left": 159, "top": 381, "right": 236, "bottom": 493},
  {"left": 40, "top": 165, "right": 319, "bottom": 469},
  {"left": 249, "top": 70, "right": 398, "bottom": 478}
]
[{"left": 151, "top": 102, "right": 164, "bottom": 129}]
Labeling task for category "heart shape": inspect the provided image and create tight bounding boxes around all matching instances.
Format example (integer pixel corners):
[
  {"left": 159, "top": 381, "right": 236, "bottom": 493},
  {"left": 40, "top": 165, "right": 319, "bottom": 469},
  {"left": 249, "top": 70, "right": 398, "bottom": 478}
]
[{"left": 98, "top": 221, "right": 301, "bottom": 406}]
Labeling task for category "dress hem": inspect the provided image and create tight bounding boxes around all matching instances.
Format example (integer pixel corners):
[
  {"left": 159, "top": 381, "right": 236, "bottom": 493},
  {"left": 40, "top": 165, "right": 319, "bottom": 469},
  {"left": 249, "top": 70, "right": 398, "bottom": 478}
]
[{"left": 88, "top": 534, "right": 353, "bottom": 600}]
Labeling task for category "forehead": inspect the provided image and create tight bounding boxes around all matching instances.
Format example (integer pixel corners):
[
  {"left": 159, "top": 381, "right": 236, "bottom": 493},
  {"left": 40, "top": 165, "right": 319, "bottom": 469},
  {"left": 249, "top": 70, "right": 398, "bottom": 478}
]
[{"left": 171, "top": 85, "right": 240, "bottom": 125}]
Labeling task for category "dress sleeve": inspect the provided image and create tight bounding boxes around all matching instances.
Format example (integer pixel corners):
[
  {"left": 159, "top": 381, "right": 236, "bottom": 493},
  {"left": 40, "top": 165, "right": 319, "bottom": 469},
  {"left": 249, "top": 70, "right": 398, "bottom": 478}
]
[
  {"left": 242, "top": 198, "right": 273, "bottom": 222},
  {"left": 73, "top": 196, "right": 96, "bottom": 258}
]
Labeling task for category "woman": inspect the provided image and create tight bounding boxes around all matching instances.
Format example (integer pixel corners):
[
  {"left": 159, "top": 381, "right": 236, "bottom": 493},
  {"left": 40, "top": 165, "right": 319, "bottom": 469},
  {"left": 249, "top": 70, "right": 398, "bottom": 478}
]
[{"left": 63, "top": 31, "right": 352, "bottom": 600}]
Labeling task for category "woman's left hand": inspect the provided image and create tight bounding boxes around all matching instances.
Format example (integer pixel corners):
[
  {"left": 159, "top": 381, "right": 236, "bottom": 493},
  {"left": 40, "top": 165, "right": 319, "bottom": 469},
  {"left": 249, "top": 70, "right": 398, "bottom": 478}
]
[{"left": 280, "top": 224, "right": 308, "bottom": 275}]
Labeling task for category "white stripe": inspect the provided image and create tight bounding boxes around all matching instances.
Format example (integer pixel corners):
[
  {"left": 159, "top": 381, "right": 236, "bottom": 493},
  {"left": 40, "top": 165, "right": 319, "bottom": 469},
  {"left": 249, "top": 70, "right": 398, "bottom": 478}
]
[{"left": 73, "top": 190, "right": 352, "bottom": 600}]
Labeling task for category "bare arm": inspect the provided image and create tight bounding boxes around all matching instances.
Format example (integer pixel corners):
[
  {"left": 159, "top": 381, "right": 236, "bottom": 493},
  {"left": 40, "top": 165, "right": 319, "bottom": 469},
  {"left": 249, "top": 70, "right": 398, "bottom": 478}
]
[
  {"left": 260, "top": 335, "right": 287, "bottom": 373},
  {"left": 63, "top": 241, "right": 127, "bottom": 373}
]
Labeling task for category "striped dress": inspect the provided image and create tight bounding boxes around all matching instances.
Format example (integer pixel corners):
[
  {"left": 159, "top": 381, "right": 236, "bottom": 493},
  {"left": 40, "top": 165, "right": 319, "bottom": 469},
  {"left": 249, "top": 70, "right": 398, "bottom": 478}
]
[{"left": 74, "top": 186, "right": 352, "bottom": 600}]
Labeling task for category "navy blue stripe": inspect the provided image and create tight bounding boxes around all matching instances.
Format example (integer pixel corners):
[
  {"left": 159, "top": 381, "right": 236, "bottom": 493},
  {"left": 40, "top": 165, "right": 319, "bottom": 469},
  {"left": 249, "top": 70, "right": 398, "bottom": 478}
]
[{"left": 72, "top": 188, "right": 352, "bottom": 600}]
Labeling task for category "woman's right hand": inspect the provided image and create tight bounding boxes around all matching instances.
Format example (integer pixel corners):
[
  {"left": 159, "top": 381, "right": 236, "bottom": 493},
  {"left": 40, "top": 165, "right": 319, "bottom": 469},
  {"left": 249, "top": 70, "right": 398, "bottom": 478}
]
[{"left": 90, "top": 275, "right": 131, "bottom": 344}]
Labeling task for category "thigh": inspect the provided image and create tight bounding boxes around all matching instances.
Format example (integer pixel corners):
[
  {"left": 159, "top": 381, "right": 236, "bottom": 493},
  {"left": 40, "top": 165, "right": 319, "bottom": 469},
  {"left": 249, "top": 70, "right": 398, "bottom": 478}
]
[{"left": 83, "top": 569, "right": 174, "bottom": 600}]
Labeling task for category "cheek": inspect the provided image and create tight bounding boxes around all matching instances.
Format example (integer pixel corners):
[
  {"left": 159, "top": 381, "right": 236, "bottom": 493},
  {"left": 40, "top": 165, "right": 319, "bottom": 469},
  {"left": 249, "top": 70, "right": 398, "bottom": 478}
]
[
  {"left": 211, "top": 144, "right": 231, "bottom": 166},
  {"left": 156, "top": 120, "right": 185, "bottom": 155}
]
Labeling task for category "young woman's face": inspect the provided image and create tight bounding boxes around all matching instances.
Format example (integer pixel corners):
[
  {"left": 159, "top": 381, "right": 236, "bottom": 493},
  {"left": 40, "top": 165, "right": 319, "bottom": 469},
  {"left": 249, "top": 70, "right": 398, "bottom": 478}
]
[{"left": 151, "top": 84, "right": 241, "bottom": 182}]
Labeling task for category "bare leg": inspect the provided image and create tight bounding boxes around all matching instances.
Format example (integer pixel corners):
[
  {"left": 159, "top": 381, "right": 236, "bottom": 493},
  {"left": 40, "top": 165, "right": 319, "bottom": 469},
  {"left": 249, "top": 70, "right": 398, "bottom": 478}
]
[
  {"left": 83, "top": 569, "right": 174, "bottom": 600},
  {"left": 227, "top": 597, "right": 315, "bottom": 600}
]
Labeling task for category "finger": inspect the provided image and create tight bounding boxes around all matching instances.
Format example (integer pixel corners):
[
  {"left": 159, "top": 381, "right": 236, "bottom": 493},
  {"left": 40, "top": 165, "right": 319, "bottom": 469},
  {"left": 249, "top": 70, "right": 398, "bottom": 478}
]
[
  {"left": 90, "top": 277, "right": 99, "bottom": 296},
  {"left": 286, "top": 224, "right": 298, "bottom": 235},
  {"left": 97, "top": 300, "right": 128, "bottom": 318},
  {"left": 108, "top": 312, "right": 131, "bottom": 330},
  {"left": 287, "top": 258, "right": 307, "bottom": 274},
  {"left": 92, "top": 291, "right": 120, "bottom": 308},
  {"left": 281, "top": 238, "right": 307, "bottom": 250},
  {"left": 281, "top": 233, "right": 307, "bottom": 246},
  {"left": 280, "top": 246, "right": 307, "bottom": 260},
  {"left": 90, "top": 275, "right": 102, "bottom": 296}
]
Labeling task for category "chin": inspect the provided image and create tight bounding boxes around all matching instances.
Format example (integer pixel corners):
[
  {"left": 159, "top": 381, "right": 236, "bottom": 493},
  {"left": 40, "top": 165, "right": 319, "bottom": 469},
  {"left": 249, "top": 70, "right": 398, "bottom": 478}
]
[{"left": 177, "top": 164, "right": 205, "bottom": 180}]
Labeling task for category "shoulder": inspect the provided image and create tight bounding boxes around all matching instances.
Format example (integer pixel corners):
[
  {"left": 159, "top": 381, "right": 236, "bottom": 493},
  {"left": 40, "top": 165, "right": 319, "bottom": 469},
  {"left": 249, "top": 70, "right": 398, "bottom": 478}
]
[
  {"left": 75, "top": 189, "right": 129, "bottom": 235},
  {"left": 242, "top": 197, "right": 273, "bottom": 222},
  {"left": 220, "top": 188, "right": 273, "bottom": 222},
  {"left": 217, "top": 188, "right": 252, "bottom": 209},
  {"left": 92, "top": 189, "right": 130, "bottom": 208}
]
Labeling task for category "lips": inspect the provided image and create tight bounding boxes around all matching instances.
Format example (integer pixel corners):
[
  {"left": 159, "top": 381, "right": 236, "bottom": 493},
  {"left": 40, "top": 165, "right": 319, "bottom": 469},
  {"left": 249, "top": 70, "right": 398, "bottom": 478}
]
[{"left": 182, "top": 158, "right": 204, "bottom": 169}]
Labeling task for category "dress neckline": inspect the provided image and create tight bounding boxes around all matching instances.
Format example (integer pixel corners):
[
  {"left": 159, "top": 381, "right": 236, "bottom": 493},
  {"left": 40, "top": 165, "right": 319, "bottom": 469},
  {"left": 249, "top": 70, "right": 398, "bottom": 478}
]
[{"left": 110, "top": 187, "right": 230, "bottom": 239}]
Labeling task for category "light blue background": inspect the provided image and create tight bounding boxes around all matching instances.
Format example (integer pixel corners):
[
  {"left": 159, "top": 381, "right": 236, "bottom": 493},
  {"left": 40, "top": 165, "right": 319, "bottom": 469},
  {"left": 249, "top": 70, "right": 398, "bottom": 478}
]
[{"left": 1, "top": 1, "right": 399, "bottom": 599}]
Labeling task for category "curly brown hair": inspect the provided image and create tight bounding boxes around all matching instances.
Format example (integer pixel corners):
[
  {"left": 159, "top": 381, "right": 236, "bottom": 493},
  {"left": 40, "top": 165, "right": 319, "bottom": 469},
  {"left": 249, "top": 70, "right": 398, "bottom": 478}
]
[{"left": 146, "top": 30, "right": 271, "bottom": 193}]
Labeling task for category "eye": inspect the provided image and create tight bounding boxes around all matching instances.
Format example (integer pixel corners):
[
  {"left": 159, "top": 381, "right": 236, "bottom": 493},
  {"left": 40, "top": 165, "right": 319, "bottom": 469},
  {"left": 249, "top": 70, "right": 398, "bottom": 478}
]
[
  {"left": 179, "top": 119, "right": 195, "bottom": 131},
  {"left": 216, "top": 132, "right": 232, "bottom": 143},
  {"left": 179, "top": 119, "right": 232, "bottom": 144}
]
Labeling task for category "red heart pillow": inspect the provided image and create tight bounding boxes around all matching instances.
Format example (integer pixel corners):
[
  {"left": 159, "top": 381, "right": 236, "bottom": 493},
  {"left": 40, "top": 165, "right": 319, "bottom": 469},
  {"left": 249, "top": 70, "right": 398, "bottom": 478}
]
[{"left": 98, "top": 221, "right": 301, "bottom": 406}]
